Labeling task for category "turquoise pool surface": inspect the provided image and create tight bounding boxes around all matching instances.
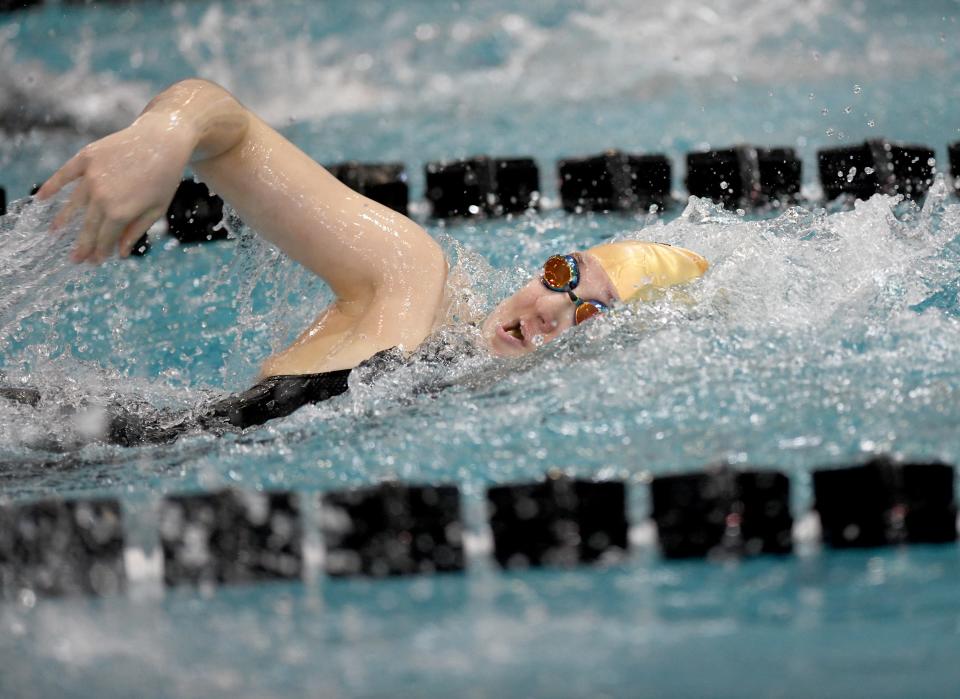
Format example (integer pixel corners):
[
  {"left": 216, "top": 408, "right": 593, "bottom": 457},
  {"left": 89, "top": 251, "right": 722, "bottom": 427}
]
[{"left": 2, "top": 1, "right": 960, "bottom": 696}]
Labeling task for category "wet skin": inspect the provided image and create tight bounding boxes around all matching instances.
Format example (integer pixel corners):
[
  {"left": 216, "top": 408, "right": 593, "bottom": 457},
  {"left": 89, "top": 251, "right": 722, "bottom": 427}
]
[{"left": 481, "top": 251, "right": 619, "bottom": 357}]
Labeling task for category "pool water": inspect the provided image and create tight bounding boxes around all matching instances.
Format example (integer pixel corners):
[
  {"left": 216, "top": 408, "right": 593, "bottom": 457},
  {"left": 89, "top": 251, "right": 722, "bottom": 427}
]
[{"left": 2, "top": 1, "right": 960, "bottom": 697}]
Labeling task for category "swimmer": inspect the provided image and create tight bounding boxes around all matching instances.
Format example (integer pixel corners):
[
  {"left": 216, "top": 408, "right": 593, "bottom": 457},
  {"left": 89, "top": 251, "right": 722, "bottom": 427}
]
[{"left": 26, "top": 79, "right": 708, "bottom": 441}]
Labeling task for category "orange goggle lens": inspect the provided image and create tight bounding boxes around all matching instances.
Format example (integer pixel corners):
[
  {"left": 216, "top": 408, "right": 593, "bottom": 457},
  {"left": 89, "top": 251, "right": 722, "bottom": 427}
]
[
  {"left": 542, "top": 255, "right": 574, "bottom": 289},
  {"left": 574, "top": 301, "right": 603, "bottom": 324}
]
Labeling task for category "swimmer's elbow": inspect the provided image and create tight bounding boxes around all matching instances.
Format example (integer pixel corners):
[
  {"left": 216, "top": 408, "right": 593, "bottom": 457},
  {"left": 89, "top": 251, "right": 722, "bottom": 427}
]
[{"left": 371, "top": 221, "right": 447, "bottom": 292}]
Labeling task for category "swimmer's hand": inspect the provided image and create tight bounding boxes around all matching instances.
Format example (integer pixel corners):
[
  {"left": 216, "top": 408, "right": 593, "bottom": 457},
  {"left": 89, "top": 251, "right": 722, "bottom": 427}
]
[{"left": 36, "top": 112, "right": 195, "bottom": 264}]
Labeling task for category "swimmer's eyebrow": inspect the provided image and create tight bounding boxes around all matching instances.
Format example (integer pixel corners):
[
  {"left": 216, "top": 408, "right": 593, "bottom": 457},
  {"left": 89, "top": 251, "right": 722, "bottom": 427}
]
[{"left": 572, "top": 252, "right": 617, "bottom": 304}]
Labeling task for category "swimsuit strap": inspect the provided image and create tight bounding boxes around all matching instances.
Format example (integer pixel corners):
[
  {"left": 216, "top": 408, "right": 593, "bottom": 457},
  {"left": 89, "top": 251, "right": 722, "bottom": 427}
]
[{"left": 201, "top": 368, "right": 352, "bottom": 430}]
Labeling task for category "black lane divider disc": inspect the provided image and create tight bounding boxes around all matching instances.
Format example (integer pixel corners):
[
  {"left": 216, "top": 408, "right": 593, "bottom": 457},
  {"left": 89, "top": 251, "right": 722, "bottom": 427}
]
[
  {"left": 321, "top": 482, "right": 465, "bottom": 577},
  {"left": 425, "top": 156, "right": 540, "bottom": 219},
  {"left": 486, "top": 473, "right": 629, "bottom": 569},
  {"left": 160, "top": 489, "right": 302, "bottom": 586},
  {"left": 0, "top": 497, "right": 125, "bottom": 598},
  {"left": 129, "top": 233, "right": 151, "bottom": 257},
  {"left": 166, "top": 179, "right": 227, "bottom": 244},
  {"left": 650, "top": 467, "right": 793, "bottom": 559},
  {"left": 812, "top": 458, "right": 957, "bottom": 548},
  {"left": 818, "top": 138, "right": 936, "bottom": 201},
  {"left": 492, "top": 157, "right": 541, "bottom": 214},
  {"left": 558, "top": 150, "right": 670, "bottom": 214},
  {"left": 757, "top": 147, "right": 803, "bottom": 206},
  {"left": 327, "top": 161, "right": 410, "bottom": 216},
  {"left": 686, "top": 146, "right": 762, "bottom": 210},
  {"left": 685, "top": 145, "right": 802, "bottom": 210}
]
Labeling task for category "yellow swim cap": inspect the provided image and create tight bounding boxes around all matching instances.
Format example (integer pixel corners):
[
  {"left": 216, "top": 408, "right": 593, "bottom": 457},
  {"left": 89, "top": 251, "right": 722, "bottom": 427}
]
[{"left": 586, "top": 241, "right": 709, "bottom": 302}]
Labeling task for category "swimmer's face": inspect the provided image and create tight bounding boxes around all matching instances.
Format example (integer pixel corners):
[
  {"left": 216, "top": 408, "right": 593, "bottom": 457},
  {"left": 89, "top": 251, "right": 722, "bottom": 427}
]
[{"left": 481, "top": 251, "right": 619, "bottom": 357}]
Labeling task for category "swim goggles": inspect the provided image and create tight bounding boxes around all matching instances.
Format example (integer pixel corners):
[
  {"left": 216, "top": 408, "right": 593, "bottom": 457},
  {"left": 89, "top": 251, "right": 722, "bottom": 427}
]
[{"left": 541, "top": 255, "right": 609, "bottom": 325}]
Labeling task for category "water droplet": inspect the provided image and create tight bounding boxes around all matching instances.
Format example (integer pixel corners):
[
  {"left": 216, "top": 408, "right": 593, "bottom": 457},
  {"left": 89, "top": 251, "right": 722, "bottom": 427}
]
[
  {"left": 18, "top": 589, "right": 36, "bottom": 609},
  {"left": 853, "top": 84, "right": 862, "bottom": 94},
  {"left": 821, "top": 107, "right": 829, "bottom": 116},
  {"left": 867, "top": 119, "right": 876, "bottom": 128},
  {"left": 843, "top": 105, "right": 852, "bottom": 114},
  {"left": 415, "top": 23, "right": 437, "bottom": 41}
]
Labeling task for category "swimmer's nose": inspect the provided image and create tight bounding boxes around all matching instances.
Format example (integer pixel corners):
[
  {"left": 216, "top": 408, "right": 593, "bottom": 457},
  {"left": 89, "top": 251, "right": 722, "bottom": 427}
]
[{"left": 533, "top": 293, "right": 568, "bottom": 336}]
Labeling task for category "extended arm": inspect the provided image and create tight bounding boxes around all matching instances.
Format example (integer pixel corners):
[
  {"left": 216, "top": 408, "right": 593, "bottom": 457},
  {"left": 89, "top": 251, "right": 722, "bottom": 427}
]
[{"left": 38, "top": 79, "right": 448, "bottom": 375}]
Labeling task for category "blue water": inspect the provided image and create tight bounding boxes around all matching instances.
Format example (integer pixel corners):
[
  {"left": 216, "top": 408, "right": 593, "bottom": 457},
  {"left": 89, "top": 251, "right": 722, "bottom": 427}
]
[{"left": 2, "top": 1, "right": 960, "bottom": 697}]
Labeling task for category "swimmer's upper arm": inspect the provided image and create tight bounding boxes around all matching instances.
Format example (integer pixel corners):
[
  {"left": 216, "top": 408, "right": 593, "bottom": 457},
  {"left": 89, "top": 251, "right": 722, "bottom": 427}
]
[{"left": 193, "top": 112, "right": 446, "bottom": 310}]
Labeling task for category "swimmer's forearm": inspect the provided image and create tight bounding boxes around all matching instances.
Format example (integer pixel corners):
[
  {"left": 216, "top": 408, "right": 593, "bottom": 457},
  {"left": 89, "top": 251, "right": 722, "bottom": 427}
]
[{"left": 137, "top": 79, "right": 250, "bottom": 164}]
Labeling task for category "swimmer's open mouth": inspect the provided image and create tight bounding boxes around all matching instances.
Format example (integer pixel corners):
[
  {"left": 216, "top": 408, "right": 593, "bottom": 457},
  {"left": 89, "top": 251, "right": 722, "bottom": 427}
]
[{"left": 504, "top": 320, "right": 523, "bottom": 341}]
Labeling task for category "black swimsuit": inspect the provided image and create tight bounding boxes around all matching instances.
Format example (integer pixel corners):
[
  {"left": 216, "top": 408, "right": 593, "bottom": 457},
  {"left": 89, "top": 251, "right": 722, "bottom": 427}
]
[
  {"left": 202, "top": 368, "right": 353, "bottom": 430},
  {"left": 0, "top": 365, "right": 356, "bottom": 448},
  {"left": 106, "top": 367, "right": 353, "bottom": 446},
  {"left": 2, "top": 328, "right": 486, "bottom": 448}
]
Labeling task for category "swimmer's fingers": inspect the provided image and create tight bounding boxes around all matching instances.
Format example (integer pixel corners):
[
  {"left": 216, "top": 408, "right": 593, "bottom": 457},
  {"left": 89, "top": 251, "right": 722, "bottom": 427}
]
[
  {"left": 72, "top": 204, "right": 105, "bottom": 264},
  {"left": 36, "top": 151, "right": 86, "bottom": 201},
  {"left": 90, "top": 210, "right": 131, "bottom": 264},
  {"left": 50, "top": 177, "right": 89, "bottom": 232},
  {"left": 118, "top": 210, "right": 161, "bottom": 258}
]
